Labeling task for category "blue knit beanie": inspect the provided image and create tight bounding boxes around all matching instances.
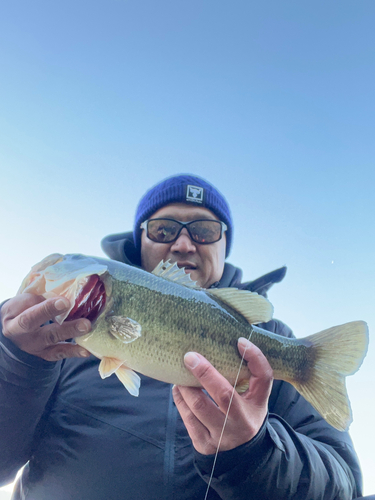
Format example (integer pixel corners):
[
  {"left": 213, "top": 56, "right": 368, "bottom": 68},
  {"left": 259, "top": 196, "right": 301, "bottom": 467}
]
[{"left": 133, "top": 174, "right": 233, "bottom": 257}]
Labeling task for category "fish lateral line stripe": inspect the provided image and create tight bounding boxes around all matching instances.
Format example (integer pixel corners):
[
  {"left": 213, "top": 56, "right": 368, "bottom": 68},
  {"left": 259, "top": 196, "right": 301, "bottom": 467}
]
[
  {"left": 18, "top": 254, "right": 369, "bottom": 435},
  {"left": 246, "top": 327, "right": 317, "bottom": 384}
]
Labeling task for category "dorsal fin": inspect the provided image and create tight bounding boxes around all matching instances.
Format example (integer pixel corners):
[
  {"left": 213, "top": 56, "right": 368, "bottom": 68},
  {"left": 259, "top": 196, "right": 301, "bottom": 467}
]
[
  {"left": 151, "top": 260, "right": 201, "bottom": 290},
  {"left": 207, "top": 288, "right": 274, "bottom": 324}
]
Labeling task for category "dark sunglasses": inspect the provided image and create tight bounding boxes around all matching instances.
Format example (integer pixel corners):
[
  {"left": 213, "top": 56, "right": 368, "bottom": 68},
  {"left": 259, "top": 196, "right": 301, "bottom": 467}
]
[{"left": 140, "top": 218, "right": 227, "bottom": 244}]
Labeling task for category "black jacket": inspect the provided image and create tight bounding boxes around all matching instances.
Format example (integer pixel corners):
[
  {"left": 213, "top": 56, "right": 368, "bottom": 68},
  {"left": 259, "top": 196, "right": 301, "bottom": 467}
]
[{"left": 0, "top": 232, "right": 362, "bottom": 500}]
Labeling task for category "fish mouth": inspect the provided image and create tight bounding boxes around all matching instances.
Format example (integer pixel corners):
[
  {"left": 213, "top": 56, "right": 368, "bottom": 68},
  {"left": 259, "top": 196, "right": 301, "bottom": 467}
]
[
  {"left": 66, "top": 274, "right": 106, "bottom": 323},
  {"left": 18, "top": 254, "right": 109, "bottom": 325}
]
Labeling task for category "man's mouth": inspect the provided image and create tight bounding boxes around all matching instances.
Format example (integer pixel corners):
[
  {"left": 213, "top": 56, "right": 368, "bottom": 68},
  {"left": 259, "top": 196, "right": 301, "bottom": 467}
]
[{"left": 176, "top": 262, "right": 197, "bottom": 273}]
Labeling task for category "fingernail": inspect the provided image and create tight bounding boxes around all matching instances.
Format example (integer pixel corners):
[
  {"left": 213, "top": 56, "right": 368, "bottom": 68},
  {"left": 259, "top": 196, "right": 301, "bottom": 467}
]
[
  {"left": 79, "top": 349, "right": 90, "bottom": 358},
  {"left": 55, "top": 298, "right": 69, "bottom": 311},
  {"left": 76, "top": 320, "right": 89, "bottom": 333},
  {"left": 238, "top": 337, "right": 251, "bottom": 349},
  {"left": 184, "top": 352, "right": 200, "bottom": 369}
]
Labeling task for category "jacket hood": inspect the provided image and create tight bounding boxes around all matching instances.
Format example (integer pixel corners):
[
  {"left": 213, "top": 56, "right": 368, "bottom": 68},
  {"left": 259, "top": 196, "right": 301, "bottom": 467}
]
[
  {"left": 101, "top": 231, "right": 142, "bottom": 267},
  {"left": 101, "top": 231, "right": 287, "bottom": 297}
]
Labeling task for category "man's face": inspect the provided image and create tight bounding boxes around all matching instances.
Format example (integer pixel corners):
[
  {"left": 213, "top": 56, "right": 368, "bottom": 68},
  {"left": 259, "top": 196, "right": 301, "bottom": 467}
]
[{"left": 140, "top": 203, "right": 226, "bottom": 288}]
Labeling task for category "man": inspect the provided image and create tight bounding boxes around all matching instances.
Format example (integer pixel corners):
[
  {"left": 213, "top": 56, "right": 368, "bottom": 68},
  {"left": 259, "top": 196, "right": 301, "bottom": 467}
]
[{"left": 0, "top": 174, "right": 363, "bottom": 499}]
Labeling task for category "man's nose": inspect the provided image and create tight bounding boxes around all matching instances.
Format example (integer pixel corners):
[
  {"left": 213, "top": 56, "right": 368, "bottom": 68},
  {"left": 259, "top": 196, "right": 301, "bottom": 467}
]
[{"left": 170, "top": 229, "right": 196, "bottom": 253}]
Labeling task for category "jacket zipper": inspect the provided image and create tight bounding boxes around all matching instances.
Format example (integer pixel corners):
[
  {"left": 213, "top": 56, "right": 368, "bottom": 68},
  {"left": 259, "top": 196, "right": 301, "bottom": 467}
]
[{"left": 163, "top": 385, "right": 178, "bottom": 499}]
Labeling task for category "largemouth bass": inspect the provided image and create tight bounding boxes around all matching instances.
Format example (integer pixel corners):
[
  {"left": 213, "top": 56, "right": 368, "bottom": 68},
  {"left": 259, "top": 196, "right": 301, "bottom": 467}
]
[{"left": 18, "top": 253, "right": 369, "bottom": 431}]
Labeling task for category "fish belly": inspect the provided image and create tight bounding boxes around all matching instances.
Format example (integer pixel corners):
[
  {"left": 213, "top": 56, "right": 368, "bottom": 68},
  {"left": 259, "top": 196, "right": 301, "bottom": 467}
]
[{"left": 76, "top": 311, "right": 252, "bottom": 388}]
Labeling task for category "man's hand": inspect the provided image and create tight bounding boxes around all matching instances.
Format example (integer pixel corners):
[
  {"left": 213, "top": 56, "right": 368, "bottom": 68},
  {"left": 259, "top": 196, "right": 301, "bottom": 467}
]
[
  {"left": 1, "top": 294, "right": 91, "bottom": 361},
  {"left": 172, "top": 338, "right": 273, "bottom": 455}
]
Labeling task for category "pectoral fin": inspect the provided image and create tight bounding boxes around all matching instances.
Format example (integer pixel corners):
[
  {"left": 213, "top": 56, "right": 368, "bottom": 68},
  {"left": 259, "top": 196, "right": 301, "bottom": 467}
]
[
  {"left": 99, "top": 357, "right": 124, "bottom": 379},
  {"left": 115, "top": 365, "right": 141, "bottom": 397},
  {"left": 107, "top": 316, "right": 142, "bottom": 343}
]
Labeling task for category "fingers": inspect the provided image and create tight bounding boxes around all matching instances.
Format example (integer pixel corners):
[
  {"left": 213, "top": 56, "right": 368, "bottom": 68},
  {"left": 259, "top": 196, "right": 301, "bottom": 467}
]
[
  {"left": 174, "top": 382, "right": 225, "bottom": 434},
  {"left": 172, "top": 386, "right": 213, "bottom": 450},
  {"left": 1, "top": 294, "right": 92, "bottom": 360},
  {"left": 237, "top": 338, "right": 273, "bottom": 378},
  {"left": 1, "top": 294, "right": 45, "bottom": 324},
  {"left": 175, "top": 342, "right": 273, "bottom": 454},
  {"left": 10, "top": 318, "right": 91, "bottom": 359},
  {"left": 6, "top": 296, "right": 71, "bottom": 335},
  {"left": 182, "top": 343, "right": 273, "bottom": 412},
  {"left": 237, "top": 338, "right": 274, "bottom": 406},
  {"left": 41, "top": 343, "right": 91, "bottom": 362},
  {"left": 183, "top": 352, "right": 239, "bottom": 414},
  {"left": 34, "top": 318, "right": 91, "bottom": 350}
]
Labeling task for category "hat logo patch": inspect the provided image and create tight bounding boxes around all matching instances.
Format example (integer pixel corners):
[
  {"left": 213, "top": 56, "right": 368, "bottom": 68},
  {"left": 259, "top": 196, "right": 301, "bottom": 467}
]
[{"left": 186, "top": 185, "right": 204, "bottom": 204}]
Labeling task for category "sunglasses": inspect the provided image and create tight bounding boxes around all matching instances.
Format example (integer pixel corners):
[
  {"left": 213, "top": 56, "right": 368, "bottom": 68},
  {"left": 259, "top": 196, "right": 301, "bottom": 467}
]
[{"left": 140, "top": 218, "right": 227, "bottom": 244}]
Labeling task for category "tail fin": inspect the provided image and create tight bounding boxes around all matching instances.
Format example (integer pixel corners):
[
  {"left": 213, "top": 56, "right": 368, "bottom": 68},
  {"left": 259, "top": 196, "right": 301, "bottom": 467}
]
[{"left": 291, "top": 321, "right": 368, "bottom": 431}]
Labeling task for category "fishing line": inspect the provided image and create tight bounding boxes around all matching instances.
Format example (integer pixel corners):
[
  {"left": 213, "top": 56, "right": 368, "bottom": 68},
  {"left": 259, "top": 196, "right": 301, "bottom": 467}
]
[{"left": 203, "top": 330, "right": 253, "bottom": 500}]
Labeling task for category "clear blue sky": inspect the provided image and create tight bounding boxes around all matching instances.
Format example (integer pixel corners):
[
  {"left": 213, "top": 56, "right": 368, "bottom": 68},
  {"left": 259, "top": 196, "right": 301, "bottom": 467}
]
[{"left": 1, "top": 1, "right": 374, "bottom": 496}]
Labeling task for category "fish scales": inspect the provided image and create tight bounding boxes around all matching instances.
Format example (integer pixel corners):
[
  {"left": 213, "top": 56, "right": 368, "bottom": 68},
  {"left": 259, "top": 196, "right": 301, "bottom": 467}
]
[
  {"left": 90, "top": 265, "right": 253, "bottom": 386},
  {"left": 18, "top": 253, "right": 369, "bottom": 431},
  {"left": 239, "top": 326, "right": 316, "bottom": 383},
  {"left": 53, "top": 260, "right": 334, "bottom": 389}
]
